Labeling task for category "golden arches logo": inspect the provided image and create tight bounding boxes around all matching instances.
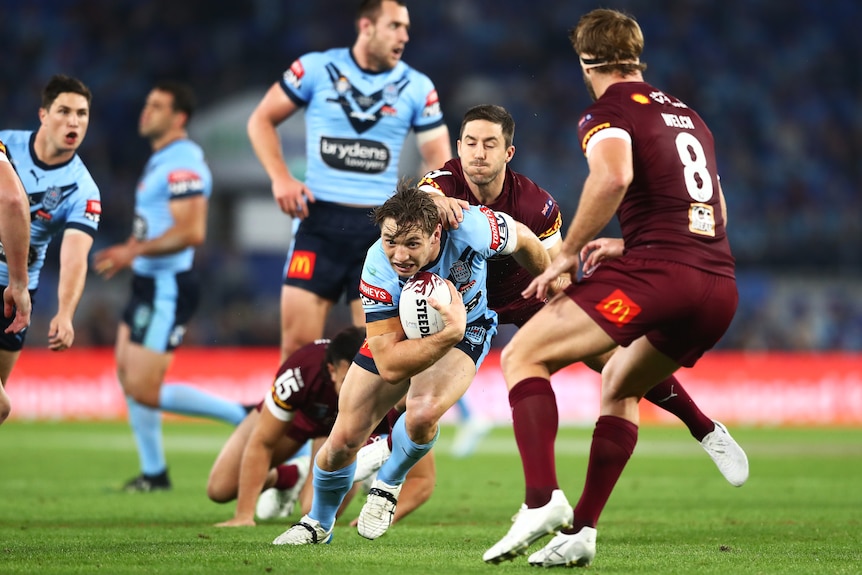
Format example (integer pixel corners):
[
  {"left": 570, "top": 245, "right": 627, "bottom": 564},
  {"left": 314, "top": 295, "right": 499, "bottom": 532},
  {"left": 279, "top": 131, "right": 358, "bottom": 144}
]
[
  {"left": 595, "top": 289, "right": 642, "bottom": 327},
  {"left": 287, "top": 251, "right": 315, "bottom": 280}
]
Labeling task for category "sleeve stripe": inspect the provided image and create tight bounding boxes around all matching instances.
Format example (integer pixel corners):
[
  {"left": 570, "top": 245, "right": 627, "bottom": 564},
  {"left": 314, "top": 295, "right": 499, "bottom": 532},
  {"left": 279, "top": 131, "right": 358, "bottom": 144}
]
[{"left": 585, "top": 127, "right": 631, "bottom": 158}]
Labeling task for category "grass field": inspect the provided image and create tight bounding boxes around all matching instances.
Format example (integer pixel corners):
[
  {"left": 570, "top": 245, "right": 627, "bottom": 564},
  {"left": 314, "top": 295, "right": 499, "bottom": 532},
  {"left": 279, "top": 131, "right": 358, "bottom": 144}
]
[{"left": 1, "top": 421, "right": 861, "bottom": 574}]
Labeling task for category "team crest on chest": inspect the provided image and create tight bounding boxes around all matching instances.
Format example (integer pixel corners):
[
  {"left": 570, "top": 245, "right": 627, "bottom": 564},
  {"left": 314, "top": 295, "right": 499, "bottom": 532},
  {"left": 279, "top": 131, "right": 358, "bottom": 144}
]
[
  {"left": 449, "top": 260, "right": 471, "bottom": 284},
  {"left": 42, "top": 186, "right": 62, "bottom": 210}
]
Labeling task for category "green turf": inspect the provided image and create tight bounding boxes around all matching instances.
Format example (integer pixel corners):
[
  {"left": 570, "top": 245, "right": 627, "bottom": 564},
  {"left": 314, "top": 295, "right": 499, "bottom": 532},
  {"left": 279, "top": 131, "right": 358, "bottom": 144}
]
[{"left": 1, "top": 421, "right": 860, "bottom": 574}]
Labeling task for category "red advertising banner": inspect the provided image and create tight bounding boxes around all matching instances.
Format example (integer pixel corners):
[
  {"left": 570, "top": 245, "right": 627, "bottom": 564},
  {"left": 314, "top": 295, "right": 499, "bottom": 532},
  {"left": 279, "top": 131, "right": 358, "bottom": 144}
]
[{"left": 6, "top": 349, "right": 862, "bottom": 425}]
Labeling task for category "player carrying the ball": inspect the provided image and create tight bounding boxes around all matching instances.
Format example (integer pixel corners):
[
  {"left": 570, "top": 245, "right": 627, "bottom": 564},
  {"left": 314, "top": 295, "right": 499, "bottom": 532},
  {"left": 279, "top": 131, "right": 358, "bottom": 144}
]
[{"left": 272, "top": 183, "right": 551, "bottom": 545}]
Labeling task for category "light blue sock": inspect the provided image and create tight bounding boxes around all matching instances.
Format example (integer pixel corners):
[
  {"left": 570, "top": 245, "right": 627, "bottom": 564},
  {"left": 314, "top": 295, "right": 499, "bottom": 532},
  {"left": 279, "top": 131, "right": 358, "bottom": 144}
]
[
  {"left": 378, "top": 415, "right": 438, "bottom": 485},
  {"left": 456, "top": 396, "right": 472, "bottom": 420},
  {"left": 125, "top": 396, "right": 166, "bottom": 476},
  {"left": 159, "top": 383, "right": 246, "bottom": 426},
  {"left": 309, "top": 459, "right": 356, "bottom": 531}
]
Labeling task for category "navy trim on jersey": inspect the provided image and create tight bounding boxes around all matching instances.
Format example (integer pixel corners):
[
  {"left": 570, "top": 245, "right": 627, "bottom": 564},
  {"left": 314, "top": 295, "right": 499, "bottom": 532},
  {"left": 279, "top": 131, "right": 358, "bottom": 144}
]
[
  {"left": 64, "top": 222, "right": 97, "bottom": 237},
  {"left": 280, "top": 79, "right": 307, "bottom": 107},
  {"left": 28, "top": 132, "right": 76, "bottom": 171}
]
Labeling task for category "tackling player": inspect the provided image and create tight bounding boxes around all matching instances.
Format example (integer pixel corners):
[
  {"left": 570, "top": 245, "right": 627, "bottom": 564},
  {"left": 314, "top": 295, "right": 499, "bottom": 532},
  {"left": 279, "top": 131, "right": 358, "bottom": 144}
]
[{"left": 420, "top": 104, "right": 747, "bottom": 485}]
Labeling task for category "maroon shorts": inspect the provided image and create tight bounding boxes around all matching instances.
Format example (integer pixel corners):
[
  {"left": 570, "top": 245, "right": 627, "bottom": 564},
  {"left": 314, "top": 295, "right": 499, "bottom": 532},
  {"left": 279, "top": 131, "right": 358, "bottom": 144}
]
[{"left": 565, "top": 256, "right": 737, "bottom": 367}]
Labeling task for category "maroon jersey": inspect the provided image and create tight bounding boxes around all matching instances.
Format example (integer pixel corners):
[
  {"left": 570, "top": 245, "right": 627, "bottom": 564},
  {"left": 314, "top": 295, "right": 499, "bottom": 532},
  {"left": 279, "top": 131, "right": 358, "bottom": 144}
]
[
  {"left": 577, "top": 82, "right": 735, "bottom": 278},
  {"left": 418, "top": 158, "right": 563, "bottom": 325},
  {"left": 263, "top": 339, "right": 338, "bottom": 432}
]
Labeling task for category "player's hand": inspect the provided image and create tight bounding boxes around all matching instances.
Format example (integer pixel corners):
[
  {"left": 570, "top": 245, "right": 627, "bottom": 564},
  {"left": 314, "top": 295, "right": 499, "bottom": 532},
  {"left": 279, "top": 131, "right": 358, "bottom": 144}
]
[
  {"left": 47, "top": 315, "right": 74, "bottom": 351},
  {"left": 430, "top": 279, "right": 466, "bottom": 343},
  {"left": 94, "top": 241, "right": 137, "bottom": 279},
  {"left": 431, "top": 195, "right": 469, "bottom": 230},
  {"left": 272, "top": 177, "right": 315, "bottom": 219},
  {"left": 580, "top": 237, "right": 624, "bottom": 276},
  {"left": 3, "top": 284, "right": 31, "bottom": 334},
  {"left": 214, "top": 517, "right": 256, "bottom": 527},
  {"left": 545, "top": 274, "right": 573, "bottom": 298},
  {"left": 522, "top": 252, "right": 580, "bottom": 301}
]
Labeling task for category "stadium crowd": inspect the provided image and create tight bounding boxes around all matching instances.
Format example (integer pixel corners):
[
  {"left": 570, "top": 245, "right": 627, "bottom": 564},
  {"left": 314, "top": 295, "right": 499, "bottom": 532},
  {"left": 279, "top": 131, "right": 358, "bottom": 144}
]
[{"left": 1, "top": 0, "right": 859, "bottom": 351}]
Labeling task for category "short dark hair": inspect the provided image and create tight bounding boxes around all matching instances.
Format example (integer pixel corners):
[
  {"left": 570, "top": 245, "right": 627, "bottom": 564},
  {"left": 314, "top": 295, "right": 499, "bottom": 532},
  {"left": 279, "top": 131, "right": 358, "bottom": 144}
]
[
  {"left": 372, "top": 179, "right": 440, "bottom": 239},
  {"left": 324, "top": 326, "right": 366, "bottom": 366},
  {"left": 460, "top": 104, "right": 516, "bottom": 148},
  {"left": 356, "top": 0, "right": 404, "bottom": 24},
  {"left": 152, "top": 80, "right": 197, "bottom": 123},
  {"left": 41, "top": 74, "right": 92, "bottom": 110}
]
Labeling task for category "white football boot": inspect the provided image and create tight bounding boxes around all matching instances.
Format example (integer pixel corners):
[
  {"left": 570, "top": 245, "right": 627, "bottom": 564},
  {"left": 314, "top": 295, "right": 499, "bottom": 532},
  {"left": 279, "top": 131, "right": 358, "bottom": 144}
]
[
  {"left": 700, "top": 421, "right": 749, "bottom": 486},
  {"left": 357, "top": 478, "right": 402, "bottom": 540},
  {"left": 255, "top": 455, "right": 311, "bottom": 519},
  {"left": 482, "top": 489, "right": 573, "bottom": 563},
  {"left": 272, "top": 514, "right": 333, "bottom": 545},
  {"left": 528, "top": 526, "right": 597, "bottom": 567}
]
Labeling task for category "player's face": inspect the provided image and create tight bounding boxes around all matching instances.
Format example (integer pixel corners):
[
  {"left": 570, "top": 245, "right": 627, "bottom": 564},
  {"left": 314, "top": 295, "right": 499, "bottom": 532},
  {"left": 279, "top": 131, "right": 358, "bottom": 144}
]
[
  {"left": 458, "top": 120, "right": 514, "bottom": 188},
  {"left": 139, "top": 90, "right": 178, "bottom": 140},
  {"left": 380, "top": 218, "right": 441, "bottom": 278},
  {"left": 39, "top": 92, "right": 90, "bottom": 153},
  {"left": 365, "top": 1, "right": 410, "bottom": 71}
]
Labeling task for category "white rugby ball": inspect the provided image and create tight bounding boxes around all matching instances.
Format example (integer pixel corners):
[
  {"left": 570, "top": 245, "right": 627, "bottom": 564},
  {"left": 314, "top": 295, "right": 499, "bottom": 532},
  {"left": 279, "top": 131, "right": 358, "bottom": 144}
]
[{"left": 399, "top": 271, "right": 452, "bottom": 339}]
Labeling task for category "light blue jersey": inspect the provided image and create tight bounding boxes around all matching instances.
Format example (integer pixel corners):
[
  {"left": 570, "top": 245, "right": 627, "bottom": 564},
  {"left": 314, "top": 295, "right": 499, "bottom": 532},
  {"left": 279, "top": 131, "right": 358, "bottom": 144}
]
[
  {"left": 280, "top": 47, "right": 444, "bottom": 205},
  {"left": 359, "top": 206, "right": 515, "bottom": 348},
  {"left": 131, "top": 139, "right": 211, "bottom": 275},
  {"left": 0, "top": 130, "right": 100, "bottom": 289}
]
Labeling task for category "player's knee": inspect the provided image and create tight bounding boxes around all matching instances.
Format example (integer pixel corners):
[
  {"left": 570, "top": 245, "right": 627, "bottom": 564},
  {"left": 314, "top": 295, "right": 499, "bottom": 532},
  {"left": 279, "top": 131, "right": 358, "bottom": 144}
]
[
  {"left": 124, "top": 385, "right": 160, "bottom": 407},
  {"left": 403, "top": 407, "right": 441, "bottom": 442},
  {"left": 0, "top": 388, "right": 12, "bottom": 424},
  {"left": 500, "top": 342, "right": 522, "bottom": 377},
  {"left": 206, "top": 478, "right": 234, "bottom": 503}
]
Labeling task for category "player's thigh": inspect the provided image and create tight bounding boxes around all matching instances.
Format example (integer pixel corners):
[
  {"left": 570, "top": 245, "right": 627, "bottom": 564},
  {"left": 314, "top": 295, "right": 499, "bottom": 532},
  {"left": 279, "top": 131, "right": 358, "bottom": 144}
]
[
  {"left": 331, "top": 364, "right": 408, "bottom": 450},
  {"left": 348, "top": 298, "right": 366, "bottom": 327},
  {"left": 0, "top": 348, "right": 21, "bottom": 386},
  {"left": 280, "top": 286, "right": 332, "bottom": 349},
  {"left": 407, "top": 349, "right": 476, "bottom": 423},
  {"left": 208, "top": 410, "right": 259, "bottom": 492},
  {"left": 504, "top": 293, "right": 617, "bottom": 376}
]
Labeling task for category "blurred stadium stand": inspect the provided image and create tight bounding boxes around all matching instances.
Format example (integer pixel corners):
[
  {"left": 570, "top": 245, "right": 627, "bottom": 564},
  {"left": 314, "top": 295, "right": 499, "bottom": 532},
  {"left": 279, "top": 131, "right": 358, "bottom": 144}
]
[{"left": 2, "top": 0, "right": 860, "bottom": 350}]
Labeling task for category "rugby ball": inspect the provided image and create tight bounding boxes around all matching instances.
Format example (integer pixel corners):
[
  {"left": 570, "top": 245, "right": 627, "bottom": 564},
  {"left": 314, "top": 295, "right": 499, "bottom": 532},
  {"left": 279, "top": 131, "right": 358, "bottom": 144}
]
[{"left": 399, "top": 272, "right": 452, "bottom": 339}]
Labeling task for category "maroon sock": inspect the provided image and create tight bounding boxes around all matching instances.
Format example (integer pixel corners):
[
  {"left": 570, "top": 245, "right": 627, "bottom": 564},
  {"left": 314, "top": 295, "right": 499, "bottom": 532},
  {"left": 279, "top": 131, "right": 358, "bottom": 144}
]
[
  {"left": 566, "top": 415, "right": 638, "bottom": 532},
  {"left": 273, "top": 463, "right": 299, "bottom": 490},
  {"left": 644, "top": 376, "right": 714, "bottom": 440},
  {"left": 509, "top": 377, "right": 559, "bottom": 508}
]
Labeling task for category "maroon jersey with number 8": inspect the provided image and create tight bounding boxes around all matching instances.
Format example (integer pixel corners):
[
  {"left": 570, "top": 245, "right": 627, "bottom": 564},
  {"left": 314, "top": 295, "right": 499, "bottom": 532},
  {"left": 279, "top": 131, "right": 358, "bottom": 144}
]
[{"left": 577, "top": 81, "right": 735, "bottom": 279}]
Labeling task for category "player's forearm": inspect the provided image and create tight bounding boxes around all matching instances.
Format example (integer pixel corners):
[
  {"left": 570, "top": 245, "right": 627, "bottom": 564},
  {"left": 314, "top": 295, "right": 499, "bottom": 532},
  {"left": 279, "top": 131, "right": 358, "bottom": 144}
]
[
  {"left": 133, "top": 226, "right": 204, "bottom": 257},
  {"left": 234, "top": 443, "right": 274, "bottom": 520},
  {"left": 56, "top": 260, "right": 87, "bottom": 321},
  {"left": 563, "top": 178, "right": 624, "bottom": 257},
  {"left": 512, "top": 227, "right": 552, "bottom": 278},
  {"left": 0, "top": 166, "right": 31, "bottom": 288}
]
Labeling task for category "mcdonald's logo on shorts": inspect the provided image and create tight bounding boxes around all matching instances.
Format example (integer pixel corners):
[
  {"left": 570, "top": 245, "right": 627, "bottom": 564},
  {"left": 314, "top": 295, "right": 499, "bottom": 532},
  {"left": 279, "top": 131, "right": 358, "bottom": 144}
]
[
  {"left": 287, "top": 251, "right": 316, "bottom": 280},
  {"left": 596, "top": 289, "right": 642, "bottom": 327}
]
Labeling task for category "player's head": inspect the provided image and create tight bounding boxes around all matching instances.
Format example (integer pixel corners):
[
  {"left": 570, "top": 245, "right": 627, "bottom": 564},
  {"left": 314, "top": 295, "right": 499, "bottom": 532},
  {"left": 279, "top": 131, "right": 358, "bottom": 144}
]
[
  {"left": 373, "top": 180, "right": 442, "bottom": 278},
  {"left": 325, "top": 326, "right": 366, "bottom": 392},
  {"left": 569, "top": 9, "right": 647, "bottom": 100},
  {"left": 139, "top": 81, "right": 196, "bottom": 142},
  {"left": 38, "top": 74, "right": 92, "bottom": 155},
  {"left": 458, "top": 104, "right": 516, "bottom": 188},
  {"left": 355, "top": 0, "right": 409, "bottom": 72}
]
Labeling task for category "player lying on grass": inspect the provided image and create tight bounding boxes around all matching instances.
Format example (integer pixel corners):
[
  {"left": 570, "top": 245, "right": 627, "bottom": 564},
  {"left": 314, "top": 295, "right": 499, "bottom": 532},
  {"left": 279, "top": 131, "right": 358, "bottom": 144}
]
[{"left": 208, "top": 325, "right": 433, "bottom": 527}]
